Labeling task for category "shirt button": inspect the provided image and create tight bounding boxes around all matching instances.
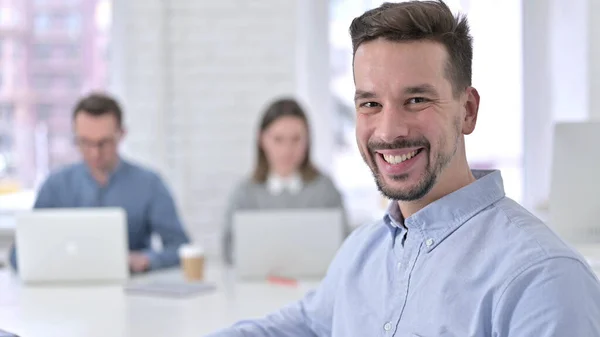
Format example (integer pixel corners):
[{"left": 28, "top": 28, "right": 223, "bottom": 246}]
[
  {"left": 384, "top": 322, "right": 392, "bottom": 331},
  {"left": 397, "top": 262, "right": 402, "bottom": 270},
  {"left": 426, "top": 238, "right": 434, "bottom": 247}
]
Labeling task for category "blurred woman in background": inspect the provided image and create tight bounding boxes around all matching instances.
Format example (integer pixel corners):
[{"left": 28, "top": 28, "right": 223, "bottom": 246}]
[{"left": 222, "top": 97, "right": 347, "bottom": 265}]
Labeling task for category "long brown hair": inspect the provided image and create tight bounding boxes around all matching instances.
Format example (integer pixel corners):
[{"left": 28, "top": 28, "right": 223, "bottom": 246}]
[{"left": 252, "top": 98, "right": 319, "bottom": 183}]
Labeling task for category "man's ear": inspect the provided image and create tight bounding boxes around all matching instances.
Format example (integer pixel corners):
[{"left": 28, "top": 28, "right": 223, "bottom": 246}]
[
  {"left": 119, "top": 126, "right": 127, "bottom": 140},
  {"left": 462, "top": 87, "right": 480, "bottom": 135}
]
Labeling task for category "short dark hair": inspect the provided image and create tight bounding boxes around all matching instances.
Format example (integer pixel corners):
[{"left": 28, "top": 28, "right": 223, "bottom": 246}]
[
  {"left": 349, "top": 0, "right": 473, "bottom": 96},
  {"left": 72, "top": 92, "right": 123, "bottom": 127},
  {"left": 252, "top": 98, "right": 319, "bottom": 183}
]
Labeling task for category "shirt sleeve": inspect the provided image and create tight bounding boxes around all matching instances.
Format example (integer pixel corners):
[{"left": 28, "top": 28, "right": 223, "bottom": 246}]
[
  {"left": 205, "top": 223, "right": 361, "bottom": 337},
  {"left": 143, "top": 175, "right": 190, "bottom": 270},
  {"left": 492, "top": 256, "right": 600, "bottom": 337},
  {"left": 33, "top": 176, "right": 58, "bottom": 209}
]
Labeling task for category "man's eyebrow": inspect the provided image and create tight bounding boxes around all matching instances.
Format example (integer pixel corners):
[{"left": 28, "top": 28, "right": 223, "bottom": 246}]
[
  {"left": 354, "top": 90, "right": 376, "bottom": 102},
  {"left": 404, "top": 84, "right": 439, "bottom": 96}
]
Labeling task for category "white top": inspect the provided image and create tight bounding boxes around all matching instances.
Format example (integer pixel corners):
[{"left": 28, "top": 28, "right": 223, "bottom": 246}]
[
  {"left": 266, "top": 172, "right": 303, "bottom": 195},
  {"left": 0, "top": 263, "right": 318, "bottom": 337}
]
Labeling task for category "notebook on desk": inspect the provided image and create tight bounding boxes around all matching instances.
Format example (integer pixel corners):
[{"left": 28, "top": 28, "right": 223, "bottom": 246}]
[{"left": 124, "top": 281, "right": 216, "bottom": 298}]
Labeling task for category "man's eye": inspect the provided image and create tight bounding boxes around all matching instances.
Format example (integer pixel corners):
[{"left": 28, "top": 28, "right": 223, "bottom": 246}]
[
  {"left": 360, "top": 102, "right": 381, "bottom": 108},
  {"left": 407, "top": 97, "right": 428, "bottom": 104}
]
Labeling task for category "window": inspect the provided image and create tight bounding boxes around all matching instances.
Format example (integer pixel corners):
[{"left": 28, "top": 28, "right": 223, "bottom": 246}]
[
  {"left": 64, "top": 43, "right": 80, "bottom": 58},
  {"left": 34, "top": 13, "right": 51, "bottom": 33},
  {"left": 0, "top": 134, "right": 12, "bottom": 149},
  {"left": 66, "top": 74, "right": 81, "bottom": 89},
  {"left": 0, "top": 134, "right": 12, "bottom": 176},
  {"left": 53, "top": 12, "right": 66, "bottom": 24},
  {"left": 33, "top": 43, "right": 53, "bottom": 59},
  {"left": 0, "top": 7, "right": 20, "bottom": 27},
  {"left": 13, "top": 40, "right": 22, "bottom": 59},
  {"left": 0, "top": 104, "right": 14, "bottom": 176},
  {"left": 0, "top": 103, "right": 14, "bottom": 123},
  {"left": 36, "top": 104, "right": 53, "bottom": 121},
  {"left": 66, "top": 13, "right": 81, "bottom": 35},
  {"left": 32, "top": 74, "right": 54, "bottom": 90},
  {"left": 95, "top": 0, "right": 112, "bottom": 32},
  {"left": 2, "top": 1, "right": 110, "bottom": 199}
]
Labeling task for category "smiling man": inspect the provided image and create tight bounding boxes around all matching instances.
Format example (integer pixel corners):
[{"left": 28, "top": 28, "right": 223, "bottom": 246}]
[
  {"left": 206, "top": 1, "right": 600, "bottom": 336},
  {"left": 9, "top": 93, "right": 190, "bottom": 273}
]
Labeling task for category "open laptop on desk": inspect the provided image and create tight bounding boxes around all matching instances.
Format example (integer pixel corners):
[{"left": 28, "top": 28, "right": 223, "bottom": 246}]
[
  {"left": 15, "top": 208, "right": 129, "bottom": 285},
  {"left": 233, "top": 209, "right": 344, "bottom": 280}
]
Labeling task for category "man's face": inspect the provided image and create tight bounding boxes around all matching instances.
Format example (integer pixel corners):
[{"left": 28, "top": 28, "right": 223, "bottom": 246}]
[
  {"left": 354, "top": 39, "right": 474, "bottom": 201},
  {"left": 73, "top": 112, "right": 123, "bottom": 173}
]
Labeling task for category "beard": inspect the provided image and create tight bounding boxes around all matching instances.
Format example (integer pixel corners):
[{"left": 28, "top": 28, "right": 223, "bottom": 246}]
[
  {"left": 372, "top": 147, "right": 448, "bottom": 201},
  {"left": 362, "top": 127, "right": 460, "bottom": 201}
]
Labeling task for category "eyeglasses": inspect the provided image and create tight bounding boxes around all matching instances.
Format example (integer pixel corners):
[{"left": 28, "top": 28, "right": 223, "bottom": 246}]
[{"left": 74, "top": 136, "right": 118, "bottom": 150}]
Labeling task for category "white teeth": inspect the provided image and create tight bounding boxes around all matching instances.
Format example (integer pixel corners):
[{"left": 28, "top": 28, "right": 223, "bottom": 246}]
[{"left": 383, "top": 150, "right": 419, "bottom": 164}]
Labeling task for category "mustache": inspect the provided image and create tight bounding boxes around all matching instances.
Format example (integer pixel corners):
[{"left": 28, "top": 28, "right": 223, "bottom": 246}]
[{"left": 367, "top": 138, "right": 430, "bottom": 152}]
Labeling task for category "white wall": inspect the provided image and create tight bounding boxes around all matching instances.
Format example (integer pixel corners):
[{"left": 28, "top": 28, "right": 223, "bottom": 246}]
[
  {"left": 590, "top": 0, "right": 600, "bottom": 119},
  {"left": 110, "top": 0, "right": 331, "bottom": 256},
  {"left": 522, "top": 0, "right": 600, "bottom": 211},
  {"left": 522, "top": 0, "right": 553, "bottom": 211}
]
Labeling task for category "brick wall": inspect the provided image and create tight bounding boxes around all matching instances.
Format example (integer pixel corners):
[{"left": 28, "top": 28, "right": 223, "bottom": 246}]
[{"left": 110, "top": 0, "right": 332, "bottom": 256}]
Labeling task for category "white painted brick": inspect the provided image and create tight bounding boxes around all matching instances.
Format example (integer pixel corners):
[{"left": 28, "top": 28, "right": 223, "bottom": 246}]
[{"left": 111, "top": 0, "right": 331, "bottom": 257}]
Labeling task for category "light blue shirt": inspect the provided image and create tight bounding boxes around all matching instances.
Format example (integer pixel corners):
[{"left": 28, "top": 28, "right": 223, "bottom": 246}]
[
  {"left": 9, "top": 159, "right": 190, "bottom": 271},
  {"left": 207, "top": 170, "right": 600, "bottom": 337}
]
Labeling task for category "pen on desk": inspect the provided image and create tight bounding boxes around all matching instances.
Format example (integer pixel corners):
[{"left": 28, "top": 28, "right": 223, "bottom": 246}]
[{"left": 267, "top": 275, "right": 298, "bottom": 287}]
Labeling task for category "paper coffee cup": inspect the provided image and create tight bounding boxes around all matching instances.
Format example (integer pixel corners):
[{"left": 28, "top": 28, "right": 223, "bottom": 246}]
[{"left": 179, "top": 244, "right": 205, "bottom": 282}]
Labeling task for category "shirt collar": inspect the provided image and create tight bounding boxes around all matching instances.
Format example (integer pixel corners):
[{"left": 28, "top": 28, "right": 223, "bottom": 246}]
[
  {"left": 83, "top": 158, "right": 126, "bottom": 185},
  {"left": 266, "top": 172, "right": 303, "bottom": 195},
  {"left": 382, "top": 169, "right": 506, "bottom": 252}
]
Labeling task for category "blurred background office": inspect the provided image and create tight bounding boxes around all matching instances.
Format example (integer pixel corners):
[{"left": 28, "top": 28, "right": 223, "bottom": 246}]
[{"left": 0, "top": 0, "right": 596, "bottom": 262}]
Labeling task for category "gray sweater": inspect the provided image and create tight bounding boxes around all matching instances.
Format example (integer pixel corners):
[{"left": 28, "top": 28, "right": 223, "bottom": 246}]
[{"left": 222, "top": 173, "right": 348, "bottom": 265}]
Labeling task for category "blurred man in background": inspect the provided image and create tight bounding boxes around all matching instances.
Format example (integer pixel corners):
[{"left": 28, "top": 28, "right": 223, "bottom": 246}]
[{"left": 9, "top": 93, "right": 189, "bottom": 273}]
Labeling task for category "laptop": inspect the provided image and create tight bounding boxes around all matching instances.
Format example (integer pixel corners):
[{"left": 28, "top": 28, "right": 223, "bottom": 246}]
[
  {"left": 233, "top": 209, "right": 344, "bottom": 280},
  {"left": 15, "top": 208, "right": 129, "bottom": 285}
]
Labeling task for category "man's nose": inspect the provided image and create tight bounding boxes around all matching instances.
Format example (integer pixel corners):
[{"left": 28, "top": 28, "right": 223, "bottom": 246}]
[
  {"left": 87, "top": 146, "right": 101, "bottom": 158},
  {"left": 373, "top": 106, "right": 410, "bottom": 143}
]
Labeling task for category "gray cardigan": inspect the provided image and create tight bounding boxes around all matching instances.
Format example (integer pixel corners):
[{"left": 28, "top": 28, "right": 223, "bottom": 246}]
[{"left": 222, "top": 173, "right": 348, "bottom": 265}]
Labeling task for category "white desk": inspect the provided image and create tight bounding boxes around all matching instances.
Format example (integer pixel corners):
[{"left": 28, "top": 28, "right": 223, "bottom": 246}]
[
  {"left": 0, "top": 264, "right": 318, "bottom": 337},
  {"left": 2, "top": 262, "right": 598, "bottom": 337}
]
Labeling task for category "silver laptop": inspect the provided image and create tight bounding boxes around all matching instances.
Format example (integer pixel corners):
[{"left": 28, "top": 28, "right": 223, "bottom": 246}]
[
  {"left": 233, "top": 209, "right": 344, "bottom": 280},
  {"left": 15, "top": 208, "right": 129, "bottom": 284}
]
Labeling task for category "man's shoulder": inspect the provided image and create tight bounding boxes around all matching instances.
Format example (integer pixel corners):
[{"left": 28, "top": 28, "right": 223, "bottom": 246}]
[
  {"left": 478, "top": 197, "right": 590, "bottom": 286},
  {"left": 120, "top": 159, "right": 162, "bottom": 183},
  {"left": 492, "top": 198, "right": 578, "bottom": 258},
  {"left": 43, "top": 162, "right": 85, "bottom": 184}
]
